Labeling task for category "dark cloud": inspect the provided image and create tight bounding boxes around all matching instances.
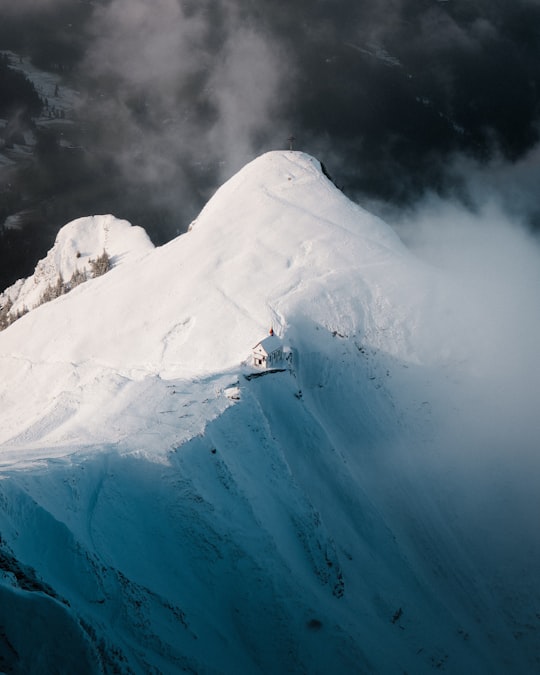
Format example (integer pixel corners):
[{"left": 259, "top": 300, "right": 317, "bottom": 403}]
[
  {"left": 2, "top": 0, "right": 540, "bottom": 288},
  {"left": 62, "top": 0, "right": 294, "bottom": 242},
  {"left": 73, "top": 0, "right": 540, "bottom": 215},
  {"left": 0, "top": 0, "right": 71, "bottom": 14}
]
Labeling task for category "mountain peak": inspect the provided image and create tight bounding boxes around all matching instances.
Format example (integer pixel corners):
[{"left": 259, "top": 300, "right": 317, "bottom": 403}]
[
  {"left": 0, "top": 215, "right": 154, "bottom": 320},
  {"left": 0, "top": 151, "right": 445, "bottom": 381}
]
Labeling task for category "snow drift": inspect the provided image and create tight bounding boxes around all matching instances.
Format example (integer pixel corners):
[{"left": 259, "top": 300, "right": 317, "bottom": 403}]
[{"left": 0, "top": 152, "right": 538, "bottom": 673}]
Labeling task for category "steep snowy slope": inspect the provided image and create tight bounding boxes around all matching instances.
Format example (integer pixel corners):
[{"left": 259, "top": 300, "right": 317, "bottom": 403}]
[{"left": 0, "top": 152, "right": 538, "bottom": 673}]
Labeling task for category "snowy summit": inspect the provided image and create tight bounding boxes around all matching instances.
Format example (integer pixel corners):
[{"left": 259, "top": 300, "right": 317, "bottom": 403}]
[
  {"left": 0, "top": 151, "right": 538, "bottom": 673},
  {"left": 0, "top": 151, "right": 446, "bottom": 452}
]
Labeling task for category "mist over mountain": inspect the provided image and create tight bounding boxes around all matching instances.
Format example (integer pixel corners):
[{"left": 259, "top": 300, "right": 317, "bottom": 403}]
[{"left": 2, "top": 0, "right": 540, "bottom": 290}]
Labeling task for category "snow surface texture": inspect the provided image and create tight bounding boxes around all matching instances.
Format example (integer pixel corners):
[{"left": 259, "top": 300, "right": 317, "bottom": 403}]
[{"left": 0, "top": 151, "right": 538, "bottom": 673}]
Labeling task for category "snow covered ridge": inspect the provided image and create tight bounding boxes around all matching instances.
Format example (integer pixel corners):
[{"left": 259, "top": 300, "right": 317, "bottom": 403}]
[
  {"left": 0, "top": 150, "right": 458, "bottom": 448},
  {"left": 0, "top": 151, "right": 454, "bottom": 378},
  {"left": 1, "top": 151, "right": 538, "bottom": 673},
  {"left": 0, "top": 214, "right": 154, "bottom": 326}
]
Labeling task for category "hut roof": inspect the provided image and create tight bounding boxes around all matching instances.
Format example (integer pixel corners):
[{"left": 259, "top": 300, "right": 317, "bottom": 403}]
[{"left": 253, "top": 334, "right": 282, "bottom": 355}]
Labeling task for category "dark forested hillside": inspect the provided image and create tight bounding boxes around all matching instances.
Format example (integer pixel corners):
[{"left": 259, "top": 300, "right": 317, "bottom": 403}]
[
  {"left": 0, "top": 55, "right": 42, "bottom": 122},
  {"left": 0, "top": 2, "right": 93, "bottom": 72}
]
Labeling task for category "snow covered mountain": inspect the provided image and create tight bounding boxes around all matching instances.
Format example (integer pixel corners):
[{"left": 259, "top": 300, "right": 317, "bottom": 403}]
[
  {"left": 0, "top": 214, "right": 154, "bottom": 319},
  {"left": 0, "top": 151, "right": 538, "bottom": 673}
]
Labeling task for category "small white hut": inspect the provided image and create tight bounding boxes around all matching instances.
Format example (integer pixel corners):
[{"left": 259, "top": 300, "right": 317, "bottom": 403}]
[{"left": 252, "top": 328, "right": 283, "bottom": 369}]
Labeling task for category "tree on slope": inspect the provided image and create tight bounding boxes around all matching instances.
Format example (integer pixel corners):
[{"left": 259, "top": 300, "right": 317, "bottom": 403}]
[{"left": 89, "top": 250, "right": 111, "bottom": 278}]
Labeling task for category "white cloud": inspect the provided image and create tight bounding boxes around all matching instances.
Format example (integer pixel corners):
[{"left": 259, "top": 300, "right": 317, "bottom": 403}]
[{"left": 206, "top": 26, "right": 290, "bottom": 179}]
